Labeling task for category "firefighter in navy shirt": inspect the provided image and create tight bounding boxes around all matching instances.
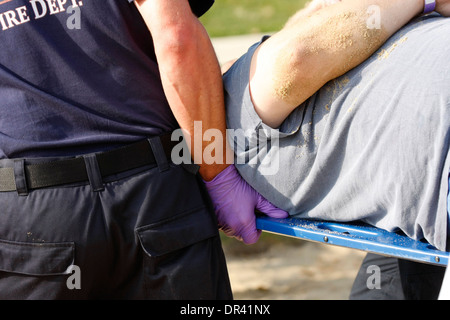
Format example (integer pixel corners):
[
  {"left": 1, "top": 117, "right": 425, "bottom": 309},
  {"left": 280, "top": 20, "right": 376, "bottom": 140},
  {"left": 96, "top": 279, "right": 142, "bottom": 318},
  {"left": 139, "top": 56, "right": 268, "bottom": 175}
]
[{"left": 0, "top": 0, "right": 233, "bottom": 299}]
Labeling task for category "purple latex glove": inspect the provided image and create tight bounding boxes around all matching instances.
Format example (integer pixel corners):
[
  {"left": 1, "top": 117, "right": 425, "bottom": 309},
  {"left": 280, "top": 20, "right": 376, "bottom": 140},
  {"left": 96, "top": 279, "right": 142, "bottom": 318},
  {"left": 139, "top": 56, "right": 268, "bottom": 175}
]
[{"left": 203, "top": 164, "right": 289, "bottom": 244}]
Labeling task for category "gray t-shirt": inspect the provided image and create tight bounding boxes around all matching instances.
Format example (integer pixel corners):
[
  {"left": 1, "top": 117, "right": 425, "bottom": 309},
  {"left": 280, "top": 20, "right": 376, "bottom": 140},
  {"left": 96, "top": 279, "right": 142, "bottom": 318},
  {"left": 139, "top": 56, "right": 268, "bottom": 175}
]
[{"left": 224, "top": 14, "right": 450, "bottom": 251}]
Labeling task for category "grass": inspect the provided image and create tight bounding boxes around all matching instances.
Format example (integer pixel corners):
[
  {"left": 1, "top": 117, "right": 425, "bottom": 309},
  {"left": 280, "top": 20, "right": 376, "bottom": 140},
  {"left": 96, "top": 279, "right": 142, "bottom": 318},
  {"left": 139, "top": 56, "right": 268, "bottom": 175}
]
[
  {"left": 200, "top": 0, "right": 310, "bottom": 37},
  {"left": 220, "top": 231, "right": 303, "bottom": 257}
]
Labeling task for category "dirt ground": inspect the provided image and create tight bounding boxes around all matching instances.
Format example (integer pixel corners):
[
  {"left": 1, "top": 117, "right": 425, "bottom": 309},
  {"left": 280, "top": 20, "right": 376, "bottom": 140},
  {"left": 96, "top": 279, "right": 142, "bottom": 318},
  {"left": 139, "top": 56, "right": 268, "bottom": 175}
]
[{"left": 221, "top": 235, "right": 366, "bottom": 300}]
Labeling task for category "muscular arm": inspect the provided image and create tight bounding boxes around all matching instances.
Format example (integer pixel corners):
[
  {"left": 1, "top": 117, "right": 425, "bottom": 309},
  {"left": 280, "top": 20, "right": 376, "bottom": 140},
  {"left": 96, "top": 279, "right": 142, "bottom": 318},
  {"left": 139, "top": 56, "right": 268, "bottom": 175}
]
[
  {"left": 135, "top": 0, "right": 230, "bottom": 181},
  {"left": 250, "top": 0, "right": 427, "bottom": 128}
]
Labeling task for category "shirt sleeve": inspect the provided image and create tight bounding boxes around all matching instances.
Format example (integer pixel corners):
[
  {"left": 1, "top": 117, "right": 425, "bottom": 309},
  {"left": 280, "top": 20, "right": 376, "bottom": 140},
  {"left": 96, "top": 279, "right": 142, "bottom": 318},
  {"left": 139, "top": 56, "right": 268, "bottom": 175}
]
[{"left": 188, "top": 0, "right": 214, "bottom": 17}]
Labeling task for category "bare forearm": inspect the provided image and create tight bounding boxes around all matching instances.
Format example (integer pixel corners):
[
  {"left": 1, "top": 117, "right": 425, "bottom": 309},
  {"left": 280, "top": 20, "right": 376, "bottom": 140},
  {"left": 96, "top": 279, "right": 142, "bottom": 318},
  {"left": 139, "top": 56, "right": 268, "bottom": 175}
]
[
  {"left": 251, "top": 0, "right": 424, "bottom": 128},
  {"left": 287, "top": 0, "right": 422, "bottom": 88},
  {"left": 284, "top": 0, "right": 342, "bottom": 28},
  {"left": 136, "top": 0, "right": 229, "bottom": 180},
  {"left": 297, "top": 0, "right": 422, "bottom": 76}
]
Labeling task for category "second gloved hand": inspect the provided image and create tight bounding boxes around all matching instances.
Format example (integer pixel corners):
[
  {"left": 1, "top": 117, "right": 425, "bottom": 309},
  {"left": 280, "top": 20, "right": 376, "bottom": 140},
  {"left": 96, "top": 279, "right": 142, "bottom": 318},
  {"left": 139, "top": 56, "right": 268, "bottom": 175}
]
[{"left": 203, "top": 164, "right": 289, "bottom": 244}]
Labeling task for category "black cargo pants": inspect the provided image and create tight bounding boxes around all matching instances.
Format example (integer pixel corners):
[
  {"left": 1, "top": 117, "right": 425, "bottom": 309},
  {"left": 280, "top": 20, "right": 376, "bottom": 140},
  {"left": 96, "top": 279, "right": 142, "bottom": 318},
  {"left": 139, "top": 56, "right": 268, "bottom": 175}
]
[{"left": 0, "top": 137, "right": 232, "bottom": 299}]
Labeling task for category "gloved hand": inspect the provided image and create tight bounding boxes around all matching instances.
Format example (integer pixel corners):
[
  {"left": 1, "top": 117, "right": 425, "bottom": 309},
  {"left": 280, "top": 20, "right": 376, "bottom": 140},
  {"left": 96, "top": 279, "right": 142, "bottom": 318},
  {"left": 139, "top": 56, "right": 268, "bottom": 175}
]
[{"left": 203, "top": 165, "right": 289, "bottom": 244}]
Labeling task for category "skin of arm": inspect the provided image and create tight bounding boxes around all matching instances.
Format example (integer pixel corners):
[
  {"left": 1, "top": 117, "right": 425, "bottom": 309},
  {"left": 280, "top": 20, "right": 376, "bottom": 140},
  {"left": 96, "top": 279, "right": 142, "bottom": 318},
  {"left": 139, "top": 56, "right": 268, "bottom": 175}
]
[
  {"left": 135, "top": 0, "right": 231, "bottom": 181},
  {"left": 219, "top": 0, "right": 343, "bottom": 75},
  {"left": 284, "top": 0, "right": 342, "bottom": 26},
  {"left": 249, "top": 0, "right": 446, "bottom": 129}
]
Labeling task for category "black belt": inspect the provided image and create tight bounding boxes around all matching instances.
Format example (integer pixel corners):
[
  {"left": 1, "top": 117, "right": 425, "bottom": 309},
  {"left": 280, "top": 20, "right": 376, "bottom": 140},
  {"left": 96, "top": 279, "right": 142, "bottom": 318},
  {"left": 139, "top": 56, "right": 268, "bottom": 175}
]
[{"left": 0, "top": 134, "right": 178, "bottom": 192}]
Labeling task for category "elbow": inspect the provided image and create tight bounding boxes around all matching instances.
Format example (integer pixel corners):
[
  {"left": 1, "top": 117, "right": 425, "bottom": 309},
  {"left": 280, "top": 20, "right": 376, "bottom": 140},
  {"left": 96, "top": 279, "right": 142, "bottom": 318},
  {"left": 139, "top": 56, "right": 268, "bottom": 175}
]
[{"left": 155, "top": 21, "right": 199, "bottom": 58}]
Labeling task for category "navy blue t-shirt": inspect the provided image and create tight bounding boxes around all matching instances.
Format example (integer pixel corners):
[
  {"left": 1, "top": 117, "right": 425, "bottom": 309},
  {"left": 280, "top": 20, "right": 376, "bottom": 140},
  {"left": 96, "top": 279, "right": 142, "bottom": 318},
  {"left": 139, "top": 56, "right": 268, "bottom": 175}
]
[{"left": 0, "top": 0, "right": 214, "bottom": 159}]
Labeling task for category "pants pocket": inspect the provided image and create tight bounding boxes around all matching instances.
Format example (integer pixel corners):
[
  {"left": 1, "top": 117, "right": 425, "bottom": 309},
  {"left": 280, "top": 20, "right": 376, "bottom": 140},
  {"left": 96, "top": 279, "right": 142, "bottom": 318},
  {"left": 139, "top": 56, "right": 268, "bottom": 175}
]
[
  {"left": 0, "top": 239, "right": 74, "bottom": 276},
  {"left": 0, "top": 239, "right": 76, "bottom": 299},
  {"left": 136, "top": 206, "right": 227, "bottom": 300}
]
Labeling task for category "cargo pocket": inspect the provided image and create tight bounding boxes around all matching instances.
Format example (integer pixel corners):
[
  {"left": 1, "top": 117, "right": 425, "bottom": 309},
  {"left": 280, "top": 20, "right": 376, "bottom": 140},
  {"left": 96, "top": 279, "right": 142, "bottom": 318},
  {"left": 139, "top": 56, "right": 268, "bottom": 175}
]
[
  {"left": 0, "top": 239, "right": 75, "bottom": 276},
  {"left": 136, "top": 206, "right": 222, "bottom": 299}
]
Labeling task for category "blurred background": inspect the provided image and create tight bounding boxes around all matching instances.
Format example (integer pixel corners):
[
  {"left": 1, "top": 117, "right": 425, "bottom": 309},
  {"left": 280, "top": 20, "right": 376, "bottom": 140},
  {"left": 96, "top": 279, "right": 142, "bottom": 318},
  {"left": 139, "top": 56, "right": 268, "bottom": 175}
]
[
  {"left": 199, "top": 0, "right": 366, "bottom": 300},
  {"left": 200, "top": 0, "right": 310, "bottom": 37}
]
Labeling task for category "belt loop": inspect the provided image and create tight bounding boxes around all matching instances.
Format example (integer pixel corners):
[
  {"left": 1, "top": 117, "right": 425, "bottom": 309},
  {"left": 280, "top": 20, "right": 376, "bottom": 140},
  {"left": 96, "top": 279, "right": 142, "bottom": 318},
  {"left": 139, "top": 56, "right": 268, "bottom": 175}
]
[
  {"left": 148, "top": 137, "right": 170, "bottom": 172},
  {"left": 14, "top": 159, "right": 28, "bottom": 196},
  {"left": 83, "top": 154, "right": 105, "bottom": 192}
]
